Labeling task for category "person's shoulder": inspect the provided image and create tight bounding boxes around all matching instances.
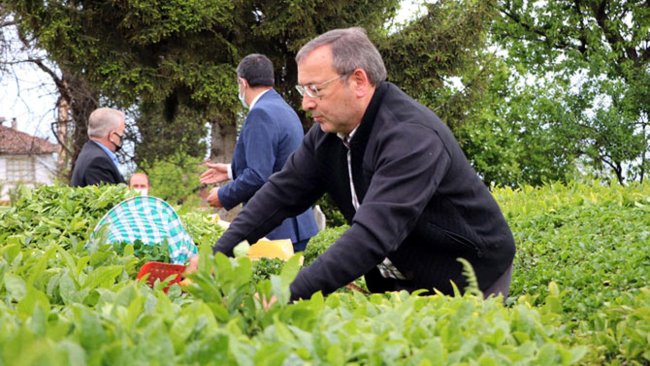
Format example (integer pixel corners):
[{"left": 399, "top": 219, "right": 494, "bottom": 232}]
[
  {"left": 79, "top": 143, "right": 115, "bottom": 168},
  {"left": 377, "top": 84, "right": 461, "bottom": 153},
  {"left": 76, "top": 141, "right": 98, "bottom": 161},
  {"left": 252, "top": 94, "right": 298, "bottom": 123},
  {"left": 85, "top": 141, "right": 112, "bottom": 158},
  {"left": 256, "top": 90, "right": 292, "bottom": 110},
  {"left": 260, "top": 88, "right": 283, "bottom": 101},
  {"left": 381, "top": 82, "right": 420, "bottom": 107},
  {"left": 80, "top": 140, "right": 105, "bottom": 153},
  {"left": 78, "top": 140, "right": 95, "bottom": 152},
  {"left": 380, "top": 84, "right": 444, "bottom": 126}
]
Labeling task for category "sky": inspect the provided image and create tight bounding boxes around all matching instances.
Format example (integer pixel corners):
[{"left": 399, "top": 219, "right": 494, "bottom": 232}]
[
  {"left": 0, "top": 0, "right": 425, "bottom": 143},
  {"left": 0, "top": 30, "right": 59, "bottom": 141}
]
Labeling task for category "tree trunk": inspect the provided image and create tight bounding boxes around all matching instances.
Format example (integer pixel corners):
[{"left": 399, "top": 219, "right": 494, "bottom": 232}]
[
  {"left": 209, "top": 115, "right": 237, "bottom": 163},
  {"left": 208, "top": 115, "right": 240, "bottom": 222},
  {"left": 63, "top": 71, "right": 99, "bottom": 182},
  {"left": 55, "top": 96, "right": 70, "bottom": 179},
  {"left": 640, "top": 122, "right": 647, "bottom": 184}
]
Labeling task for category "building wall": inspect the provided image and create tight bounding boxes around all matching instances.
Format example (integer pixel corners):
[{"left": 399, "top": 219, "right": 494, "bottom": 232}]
[
  {"left": 0, "top": 156, "right": 8, "bottom": 202},
  {"left": 0, "top": 156, "right": 5, "bottom": 180},
  {"left": 0, "top": 153, "right": 57, "bottom": 203},
  {"left": 34, "top": 154, "right": 57, "bottom": 184}
]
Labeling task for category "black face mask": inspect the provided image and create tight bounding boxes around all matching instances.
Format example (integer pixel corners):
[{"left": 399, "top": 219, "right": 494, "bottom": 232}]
[{"left": 112, "top": 132, "right": 124, "bottom": 152}]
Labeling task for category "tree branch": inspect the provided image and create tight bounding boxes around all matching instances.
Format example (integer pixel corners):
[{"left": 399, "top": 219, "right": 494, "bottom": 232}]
[
  {"left": 572, "top": 0, "right": 589, "bottom": 54},
  {"left": 50, "top": 121, "right": 74, "bottom": 156},
  {"left": 498, "top": 4, "right": 586, "bottom": 54},
  {"left": 0, "top": 20, "right": 17, "bottom": 28},
  {"left": 589, "top": 0, "right": 639, "bottom": 63},
  {"left": 639, "top": 40, "right": 650, "bottom": 63}
]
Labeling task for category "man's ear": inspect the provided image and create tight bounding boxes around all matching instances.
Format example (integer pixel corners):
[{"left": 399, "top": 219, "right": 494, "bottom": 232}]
[{"left": 349, "top": 68, "right": 372, "bottom": 97}]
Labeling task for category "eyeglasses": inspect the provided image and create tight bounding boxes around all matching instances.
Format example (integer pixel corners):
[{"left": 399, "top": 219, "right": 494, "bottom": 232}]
[
  {"left": 295, "top": 74, "right": 347, "bottom": 98},
  {"left": 113, "top": 131, "right": 124, "bottom": 140}
]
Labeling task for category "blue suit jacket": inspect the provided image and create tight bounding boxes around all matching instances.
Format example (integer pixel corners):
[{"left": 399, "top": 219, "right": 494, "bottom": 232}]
[{"left": 218, "top": 89, "right": 318, "bottom": 244}]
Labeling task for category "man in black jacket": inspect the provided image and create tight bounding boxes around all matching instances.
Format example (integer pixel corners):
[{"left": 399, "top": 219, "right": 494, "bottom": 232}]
[
  {"left": 71, "top": 107, "right": 126, "bottom": 187},
  {"left": 195, "top": 27, "right": 515, "bottom": 301}
]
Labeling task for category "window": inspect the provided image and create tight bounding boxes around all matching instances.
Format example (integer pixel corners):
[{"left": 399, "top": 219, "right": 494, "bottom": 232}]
[{"left": 6, "top": 157, "right": 35, "bottom": 182}]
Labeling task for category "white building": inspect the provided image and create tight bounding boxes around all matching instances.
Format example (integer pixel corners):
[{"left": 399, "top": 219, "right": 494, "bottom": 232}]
[{"left": 0, "top": 118, "right": 59, "bottom": 203}]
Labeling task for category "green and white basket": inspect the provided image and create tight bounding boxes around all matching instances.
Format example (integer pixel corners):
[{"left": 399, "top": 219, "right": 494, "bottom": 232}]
[{"left": 91, "top": 195, "right": 197, "bottom": 264}]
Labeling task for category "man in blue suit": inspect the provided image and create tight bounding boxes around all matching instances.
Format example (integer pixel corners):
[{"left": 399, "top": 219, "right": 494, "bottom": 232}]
[{"left": 200, "top": 54, "right": 318, "bottom": 252}]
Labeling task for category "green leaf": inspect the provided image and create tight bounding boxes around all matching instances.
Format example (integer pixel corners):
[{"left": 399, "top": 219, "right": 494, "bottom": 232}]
[
  {"left": 83, "top": 265, "right": 123, "bottom": 290},
  {"left": 27, "top": 245, "right": 57, "bottom": 287},
  {"left": 5, "top": 273, "right": 27, "bottom": 301},
  {"left": 59, "top": 271, "right": 85, "bottom": 304},
  {"left": 271, "top": 254, "right": 302, "bottom": 305},
  {"left": 19, "top": 289, "right": 50, "bottom": 331},
  {"left": 233, "top": 240, "right": 250, "bottom": 258},
  {"left": 1, "top": 244, "right": 21, "bottom": 262}
]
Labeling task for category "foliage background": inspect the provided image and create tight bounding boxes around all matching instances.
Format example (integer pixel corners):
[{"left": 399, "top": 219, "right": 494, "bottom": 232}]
[
  {"left": 2, "top": 0, "right": 646, "bottom": 187},
  {"left": 137, "top": 151, "right": 205, "bottom": 208}
]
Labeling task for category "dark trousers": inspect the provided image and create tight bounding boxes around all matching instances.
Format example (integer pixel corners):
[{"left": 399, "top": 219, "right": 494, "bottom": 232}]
[
  {"left": 364, "top": 264, "right": 514, "bottom": 300},
  {"left": 293, "top": 239, "right": 309, "bottom": 252},
  {"left": 484, "top": 264, "right": 513, "bottom": 299}
]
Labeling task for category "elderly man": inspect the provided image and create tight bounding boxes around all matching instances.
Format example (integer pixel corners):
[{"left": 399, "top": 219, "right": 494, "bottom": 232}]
[
  {"left": 71, "top": 107, "right": 126, "bottom": 187},
  {"left": 196, "top": 28, "right": 516, "bottom": 302}
]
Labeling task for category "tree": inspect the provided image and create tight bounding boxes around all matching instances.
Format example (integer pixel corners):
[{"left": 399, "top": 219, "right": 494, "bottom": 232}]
[
  {"left": 133, "top": 102, "right": 209, "bottom": 165},
  {"left": 0, "top": 6, "right": 13, "bottom": 72},
  {"left": 0, "top": 7, "right": 99, "bottom": 181},
  {"left": 378, "top": 0, "right": 570, "bottom": 187},
  {"left": 382, "top": 1, "right": 496, "bottom": 131},
  {"left": 6, "top": 0, "right": 524, "bottom": 191},
  {"left": 492, "top": 0, "right": 650, "bottom": 185},
  {"left": 3, "top": 0, "right": 400, "bottom": 165},
  {"left": 2, "top": 0, "right": 236, "bottom": 168},
  {"left": 140, "top": 151, "right": 204, "bottom": 207}
]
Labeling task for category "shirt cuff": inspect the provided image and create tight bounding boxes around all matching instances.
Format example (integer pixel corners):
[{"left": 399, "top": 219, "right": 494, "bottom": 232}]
[{"left": 227, "top": 164, "right": 233, "bottom": 180}]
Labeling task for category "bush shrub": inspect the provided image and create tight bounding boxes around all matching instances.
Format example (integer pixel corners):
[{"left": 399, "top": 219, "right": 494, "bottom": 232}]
[{"left": 0, "top": 182, "right": 648, "bottom": 364}]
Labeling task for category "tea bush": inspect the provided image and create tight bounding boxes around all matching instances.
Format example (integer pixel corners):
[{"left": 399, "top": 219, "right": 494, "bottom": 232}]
[{"left": 0, "top": 182, "right": 648, "bottom": 365}]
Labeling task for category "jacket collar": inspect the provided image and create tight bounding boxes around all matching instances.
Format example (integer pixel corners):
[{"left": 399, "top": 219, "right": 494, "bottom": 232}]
[
  {"left": 249, "top": 88, "right": 273, "bottom": 110},
  {"left": 90, "top": 140, "right": 120, "bottom": 169},
  {"left": 346, "top": 81, "right": 389, "bottom": 148}
]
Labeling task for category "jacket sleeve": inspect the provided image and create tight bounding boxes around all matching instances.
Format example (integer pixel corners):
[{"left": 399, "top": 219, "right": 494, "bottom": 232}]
[
  {"left": 213, "top": 129, "right": 325, "bottom": 255},
  {"left": 218, "top": 109, "right": 278, "bottom": 210},
  {"left": 289, "top": 122, "right": 451, "bottom": 301}
]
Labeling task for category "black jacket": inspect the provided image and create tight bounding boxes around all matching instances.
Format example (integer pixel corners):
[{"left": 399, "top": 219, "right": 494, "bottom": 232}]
[
  {"left": 215, "top": 82, "right": 516, "bottom": 300},
  {"left": 70, "top": 141, "right": 125, "bottom": 187}
]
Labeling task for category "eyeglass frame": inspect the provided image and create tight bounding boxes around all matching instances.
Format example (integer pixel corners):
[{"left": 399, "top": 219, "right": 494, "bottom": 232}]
[{"left": 295, "top": 73, "right": 349, "bottom": 98}]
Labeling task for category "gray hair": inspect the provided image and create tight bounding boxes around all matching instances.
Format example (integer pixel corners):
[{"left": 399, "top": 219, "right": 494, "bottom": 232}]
[
  {"left": 296, "top": 27, "right": 387, "bottom": 85},
  {"left": 87, "top": 108, "right": 124, "bottom": 138}
]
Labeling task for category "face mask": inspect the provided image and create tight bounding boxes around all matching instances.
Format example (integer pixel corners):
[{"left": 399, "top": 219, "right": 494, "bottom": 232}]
[
  {"left": 238, "top": 80, "right": 248, "bottom": 109},
  {"left": 134, "top": 188, "right": 148, "bottom": 196},
  {"left": 112, "top": 132, "right": 123, "bottom": 152}
]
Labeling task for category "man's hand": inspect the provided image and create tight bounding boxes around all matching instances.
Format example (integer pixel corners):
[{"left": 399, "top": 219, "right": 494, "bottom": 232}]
[
  {"left": 255, "top": 292, "right": 278, "bottom": 311},
  {"left": 207, "top": 187, "right": 223, "bottom": 208},
  {"left": 185, "top": 255, "right": 199, "bottom": 275},
  {"left": 200, "top": 162, "right": 229, "bottom": 184}
]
